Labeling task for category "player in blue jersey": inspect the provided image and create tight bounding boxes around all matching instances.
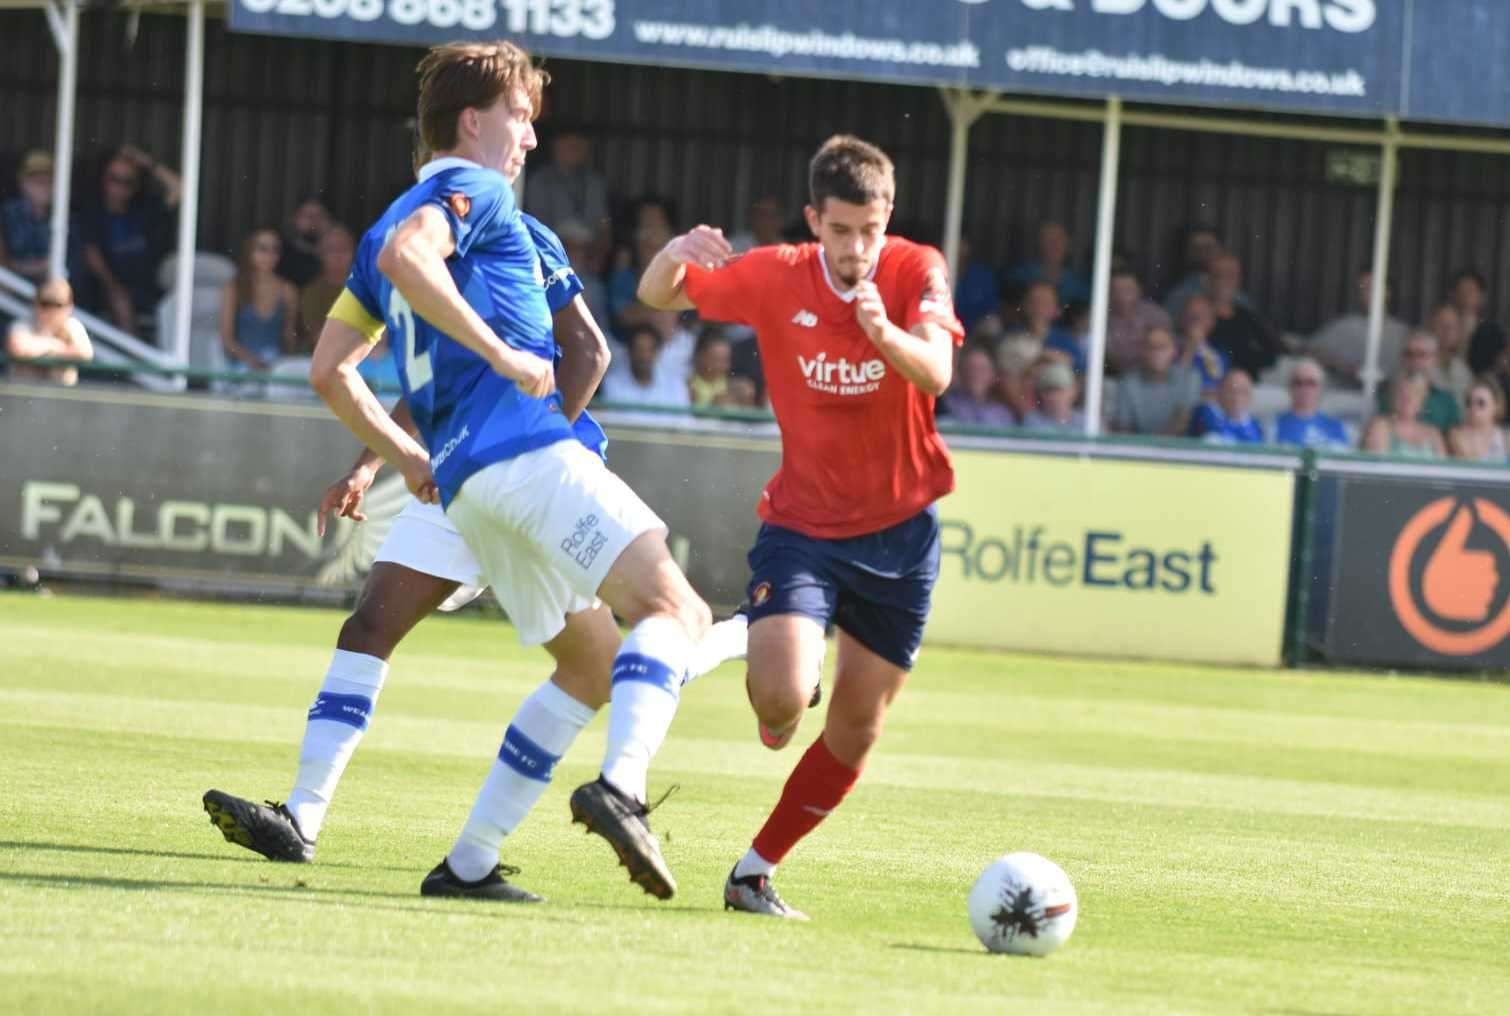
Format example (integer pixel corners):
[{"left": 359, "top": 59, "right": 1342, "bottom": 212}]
[{"left": 284, "top": 41, "right": 708, "bottom": 904}]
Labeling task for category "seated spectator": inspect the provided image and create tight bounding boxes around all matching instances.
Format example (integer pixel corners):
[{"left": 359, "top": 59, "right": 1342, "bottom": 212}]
[
  {"left": 1187, "top": 369, "right": 1264, "bottom": 444},
  {"left": 1045, "top": 301, "right": 1091, "bottom": 375},
  {"left": 941, "top": 345, "right": 1017, "bottom": 428},
  {"left": 599, "top": 322, "right": 690, "bottom": 408},
  {"left": 0, "top": 150, "right": 57, "bottom": 286},
  {"left": 1363, "top": 371, "right": 1446, "bottom": 458},
  {"left": 1163, "top": 225, "right": 1248, "bottom": 319},
  {"left": 1447, "top": 376, "right": 1510, "bottom": 463},
  {"left": 81, "top": 145, "right": 181, "bottom": 332},
  {"left": 1426, "top": 303, "right": 1472, "bottom": 399},
  {"left": 608, "top": 197, "right": 676, "bottom": 331},
  {"left": 1111, "top": 327, "right": 1198, "bottom": 436},
  {"left": 276, "top": 195, "right": 332, "bottom": 289},
  {"left": 1008, "top": 221, "right": 1089, "bottom": 305},
  {"left": 556, "top": 218, "right": 611, "bottom": 334},
  {"left": 5, "top": 277, "right": 92, "bottom": 385},
  {"left": 298, "top": 225, "right": 354, "bottom": 352},
  {"left": 1021, "top": 362, "right": 1085, "bottom": 434},
  {"left": 1105, "top": 267, "right": 1171, "bottom": 375},
  {"left": 953, "top": 236, "right": 1002, "bottom": 335},
  {"left": 1273, "top": 358, "right": 1349, "bottom": 450},
  {"left": 1453, "top": 269, "right": 1508, "bottom": 378},
  {"left": 689, "top": 327, "right": 739, "bottom": 408},
  {"left": 525, "top": 122, "right": 611, "bottom": 255},
  {"left": 1375, "top": 332, "right": 1462, "bottom": 432},
  {"left": 999, "top": 280, "right": 1074, "bottom": 376},
  {"left": 1205, "top": 254, "right": 1281, "bottom": 377},
  {"left": 219, "top": 229, "right": 299, "bottom": 372},
  {"left": 729, "top": 195, "right": 787, "bottom": 254},
  {"left": 1175, "top": 293, "right": 1228, "bottom": 395},
  {"left": 1308, "top": 268, "right": 1408, "bottom": 388}
]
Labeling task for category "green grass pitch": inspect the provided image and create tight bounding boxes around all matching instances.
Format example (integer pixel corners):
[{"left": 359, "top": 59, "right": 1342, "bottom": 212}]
[{"left": 2, "top": 592, "right": 1508, "bottom": 1014}]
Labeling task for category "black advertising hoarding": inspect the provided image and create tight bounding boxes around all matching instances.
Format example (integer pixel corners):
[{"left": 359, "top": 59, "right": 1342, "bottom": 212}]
[{"left": 1321, "top": 469, "right": 1510, "bottom": 671}]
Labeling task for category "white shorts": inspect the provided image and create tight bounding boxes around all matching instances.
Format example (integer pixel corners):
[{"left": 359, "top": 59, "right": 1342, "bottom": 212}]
[
  {"left": 371, "top": 498, "right": 489, "bottom": 614},
  {"left": 446, "top": 439, "right": 665, "bottom": 642}
]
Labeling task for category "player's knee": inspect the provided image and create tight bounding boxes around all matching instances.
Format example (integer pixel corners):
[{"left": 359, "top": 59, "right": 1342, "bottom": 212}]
[
  {"left": 337, "top": 603, "right": 397, "bottom": 660},
  {"left": 745, "top": 671, "right": 807, "bottom": 730}
]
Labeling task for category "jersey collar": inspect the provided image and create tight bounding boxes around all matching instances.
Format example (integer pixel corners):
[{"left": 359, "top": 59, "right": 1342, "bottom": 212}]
[
  {"left": 418, "top": 156, "right": 482, "bottom": 181},
  {"left": 817, "top": 238, "right": 886, "bottom": 303}
]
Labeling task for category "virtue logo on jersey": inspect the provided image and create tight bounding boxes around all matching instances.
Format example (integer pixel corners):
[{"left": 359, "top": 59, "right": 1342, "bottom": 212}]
[
  {"left": 791, "top": 309, "right": 819, "bottom": 328},
  {"left": 798, "top": 352, "right": 886, "bottom": 396},
  {"left": 431, "top": 426, "right": 470, "bottom": 469}
]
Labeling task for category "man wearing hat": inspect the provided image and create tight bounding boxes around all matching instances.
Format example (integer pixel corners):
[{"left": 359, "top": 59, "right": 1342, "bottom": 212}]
[
  {"left": 1, "top": 150, "right": 57, "bottom": 286},
  {"left": 1021, "top": 361, "right": 1086, "bottom": 434}
]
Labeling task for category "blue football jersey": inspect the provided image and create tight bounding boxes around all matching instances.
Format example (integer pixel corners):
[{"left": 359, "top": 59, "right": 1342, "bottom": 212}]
[
  {"left": 347, "top": 158, "right": 573, "bottom": 503},
  {"left": 524, "top": 212, "right": 607, "bottom": 461}
]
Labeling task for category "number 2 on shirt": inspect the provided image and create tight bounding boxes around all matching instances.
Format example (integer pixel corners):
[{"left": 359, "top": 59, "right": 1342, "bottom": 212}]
[{"left": 387, "top": 288, "right": 432, "bottom": 392}]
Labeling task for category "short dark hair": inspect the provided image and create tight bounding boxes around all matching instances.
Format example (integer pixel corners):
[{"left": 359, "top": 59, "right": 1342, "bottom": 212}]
[
  {"left": 695, "top": 326, "right": 730, "bottom": 357},
  {"left": 1451, "top": 268, "right": 1488, "bottom": 292},
  {"left": 623, "top": 323, "right": 662, "bottom": 350},
  {"left": 808, "top": 134, "right": 895, "bottom": 211},
  {"left": 417, "top": 41, "right": 547, "bottom": 154}
]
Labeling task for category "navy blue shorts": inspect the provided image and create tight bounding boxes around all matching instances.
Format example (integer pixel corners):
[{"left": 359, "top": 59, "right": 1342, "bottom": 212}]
[{"left": 744, "top": 506, "right": 941, "bottom": 671}]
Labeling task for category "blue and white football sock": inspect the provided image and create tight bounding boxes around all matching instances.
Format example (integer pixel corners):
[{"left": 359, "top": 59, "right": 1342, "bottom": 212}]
[
  {"left": 683, "top": 613, "right": 748, "bottom": 686},
  {"left": 446, "top": 679, "right": 596, "bottom": 882},
  {"left": 286, "top": 649, "right": 387, "bottom": 841},
  {"left": 600, "top": 616, "right": 693, "bottom": 804}
]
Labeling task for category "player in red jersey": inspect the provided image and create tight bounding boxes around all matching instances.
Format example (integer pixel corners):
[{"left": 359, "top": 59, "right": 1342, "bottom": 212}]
[{"left": 639, "top": 135, "right": 963, "bottom": 919}]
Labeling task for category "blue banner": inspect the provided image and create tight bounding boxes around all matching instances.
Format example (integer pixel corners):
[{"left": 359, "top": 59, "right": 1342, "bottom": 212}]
[{"left": 226, "top": 1, "right": 1510, "bottom": 128}]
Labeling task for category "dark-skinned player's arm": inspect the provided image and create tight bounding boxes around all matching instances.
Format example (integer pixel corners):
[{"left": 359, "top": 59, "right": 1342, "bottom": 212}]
[
  {"left": 377, "top": 203, "right": 555, "bottom": 399},
  {"left": 852, "top": 280, "right": 954, "bottom": 397},
  {"left": 309, "top": 316, "right": 438, "bottom": 507},
  {"left": 637, "top": 225, "right": 734, "bottom": 310},
  {"left": 553, "top": 294, "right": 611, "bottom": 421}
]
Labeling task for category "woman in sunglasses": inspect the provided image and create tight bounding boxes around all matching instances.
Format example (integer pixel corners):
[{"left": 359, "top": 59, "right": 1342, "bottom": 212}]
[
  {"left": 1447, "top": 376, "right": 1510, "bottom": 462},
  {"left": 219, "top": 228, "right": 298, "bottom": 375},
  {"left": 5, "top": 277, "right": 92, "bottom": 386}
]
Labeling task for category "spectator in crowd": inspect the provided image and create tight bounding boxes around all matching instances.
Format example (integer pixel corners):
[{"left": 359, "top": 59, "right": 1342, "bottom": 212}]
[
  {"left": 1447, "top": 376, "right": 1510, "bottom": 462},
  {"left": 1426, "top": 302, "right": 1473, "bottom": 399},
  {"left": 275, "top": 195, "right": 331, "bottom": 288},
  {"left": 1163, "top": 225, "right": 1248, "bottom": 319},
  {"left": 1175, "top": 293, "right": 1228, "bottom": 396},
  {"left": 995, "top": 333, "right": 1039, "bottom": 422},
  {"left": 1273, "top": 358, "right": 1349, "bottom": 450},
  {"left": 298, "top": 224, "right": 354, "bottom": 351},
  {"left": 0, "top": 150, "right": 57, "bottom": 286},
  {"left": 1187, "top": 368, "right": 1264, "bottom": 444},
  {"left": 219, "top": 229, "right": 298, "bottom": 372},
  {"left": 941, "top": 345, "right": 1017, "bottom": 428},
  {"left": 688, "top": 327, "right": 739, "bottom": 407},
  {"left": 953, "top": 235, "right": 1002, "bottom": 335},
  {"left": 1046, "top": 300, "right": 1092, "bottom": 375},
  {"left": 556, "top": 218, "right": 612, "bottom": 336},
  {"left": 1362, "top": 371, "right": 1446, "bottom": 458},
  {"left": 5, "top": 277, "right": 92, "bottom": 386},
  {"left": 1105, "top": 266, "right": 1171, "bottom": 376},
  {"left": 1008, "top": 220, "right": 1089, "bottom": 305},
  {"left": 1375, "top": 332, "right": 1462, "bottom": 431},
  {"left": 81, "top": 145, "right": 181, "bottom": 332},
  {"left": 1452, "top": 269, "right": 1509, "bottom": 378},
  {"left": 1021, "top": 362, "right": 1085, "bottom": 434},
  {"left": 598, "top": 322, "right": 691, "bottom": 408},
  {"left": 729, "top": 195, "right": 786, "bottom": 254},
  {"left": 608, "top": 196, "right": 677, "bottom": 330},
  {"left": 524, "top": 122, "right": 611, "bottom": 254},
  {"left": 999, "top": 280, "right": 1073, "bottom": 377},
  {"left": 1111, "top": 326, "right": 1198, "bottom": 436},
  {"left": 1308, "top": 268, "right": 1408, "bottom": 388},
  {"left": 728, "top": 333, "right": 766, "bottom": 408},
  {"left": 1205, "top": 253, "right": 1281, "bottom": 378}
]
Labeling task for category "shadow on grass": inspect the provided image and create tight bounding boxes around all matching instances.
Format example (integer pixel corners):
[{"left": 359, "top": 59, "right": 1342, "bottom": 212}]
[
  {"left": 0, "top": 839, "right": 410, "bottom": 872},
  {"left": 888, "top": 942, "right": 991, "bottom": 957}
]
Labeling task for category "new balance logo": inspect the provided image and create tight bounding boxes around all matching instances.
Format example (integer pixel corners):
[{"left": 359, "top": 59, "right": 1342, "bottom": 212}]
[{"left": 791, "top": 309, "right": 818, "bottom": 328}]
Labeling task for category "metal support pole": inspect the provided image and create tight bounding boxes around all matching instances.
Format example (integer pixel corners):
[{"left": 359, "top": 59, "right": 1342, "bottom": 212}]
[
  {"left": 1083, "top": 96, "right": 1122, "bottom": 438},
  {"left": 1362, "top": 120, "right": 1400, "bottom": 411},
  {"left": 941, "top": 89, "right": 973, "bottom": 284},
  {"left": 47, "top": 0, "right": 78, "bottom": 282},
  {"left": 171, "top": 0, "right": 205, "bottom": 371}
]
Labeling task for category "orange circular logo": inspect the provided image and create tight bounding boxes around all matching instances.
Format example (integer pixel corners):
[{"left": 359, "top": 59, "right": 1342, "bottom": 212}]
[
  {"left": 751, "top": 582, "right": 772, "bottom": 607},
  {"left": 1387, "top": 497, "right": 1510, "bottom": 656}
]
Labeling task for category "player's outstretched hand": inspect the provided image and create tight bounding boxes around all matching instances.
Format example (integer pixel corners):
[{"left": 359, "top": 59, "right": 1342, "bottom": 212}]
[
  {"left": 668, "top": 225, "right": 734, "bottom": 271},
  {"left": 854, "top": 280, "right": 890, "bottom": 343},
  {"left": 316, "top": 466, "right": 376, "bottom": 536}
]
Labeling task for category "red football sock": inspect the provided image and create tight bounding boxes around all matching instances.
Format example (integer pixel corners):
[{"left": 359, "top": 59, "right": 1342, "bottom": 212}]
[{"left": 751, "top": 735, "right": 861, "bottom": 865}]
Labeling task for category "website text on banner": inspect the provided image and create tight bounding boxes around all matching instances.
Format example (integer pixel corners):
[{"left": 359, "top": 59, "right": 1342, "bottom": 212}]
[{"left": 930, "top": 450, "right": 1295, "bottom": 666}]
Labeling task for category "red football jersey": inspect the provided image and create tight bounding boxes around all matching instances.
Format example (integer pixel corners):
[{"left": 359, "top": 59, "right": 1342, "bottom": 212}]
[{"left": 684, "top": 237, "right": 964, "bottom": 539}]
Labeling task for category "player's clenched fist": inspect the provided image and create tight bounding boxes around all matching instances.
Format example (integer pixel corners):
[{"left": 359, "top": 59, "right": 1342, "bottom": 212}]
[
  {"left": 667, "top": 225, "right": 734, "bottom": 271},
  {"left": 853, "top": 280, "right": 890, "bottom": 344}
]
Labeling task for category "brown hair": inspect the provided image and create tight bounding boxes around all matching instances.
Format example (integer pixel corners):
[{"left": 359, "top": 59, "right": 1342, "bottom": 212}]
[
  {"left": 235, "top": 229, "right": 279, "bottom": 309},
  {"left": 808, "top": 134, "right": 894, "bottom": 212},
  {"left": 1469, "top": 374, "right": 1507, "bottom": 421},
  {"left": 417, "top": 41, "right": 547, "bottom": 154}
]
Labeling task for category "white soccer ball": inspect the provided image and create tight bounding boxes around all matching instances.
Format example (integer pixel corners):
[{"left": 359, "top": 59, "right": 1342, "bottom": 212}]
[{"left": 968, "top": 852, "right": 1078, "bottom": 956}]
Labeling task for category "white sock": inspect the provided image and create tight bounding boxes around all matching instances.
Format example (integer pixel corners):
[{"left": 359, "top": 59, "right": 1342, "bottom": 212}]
[
  {"left": 734, "top": 847, "right": 776, "bottom": 880},
  {"left": 684, "top": 614, "right": 749, "bottom": 685},
  {"left": 600, "top": 616, "right": 692, "bottom": 804},
  {"left": 446, "top": 680, "right": 597, "bottom": 882},
  {"left": 286, "top": 649, "right": 387, "bottom": 840}
]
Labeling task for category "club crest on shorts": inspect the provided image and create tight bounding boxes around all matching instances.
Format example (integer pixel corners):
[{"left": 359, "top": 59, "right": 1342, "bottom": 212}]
[
  {"left": 447, "top": 192, "right": 471, "bottom": 219},
  {"left": 751, "top": 581, "right": 772, "bottom": 607}
]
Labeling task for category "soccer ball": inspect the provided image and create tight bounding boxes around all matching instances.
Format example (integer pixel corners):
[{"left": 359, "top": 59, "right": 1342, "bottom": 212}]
[{"left": 967, "top": 852, "right": 1078, "bottom": 956}]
